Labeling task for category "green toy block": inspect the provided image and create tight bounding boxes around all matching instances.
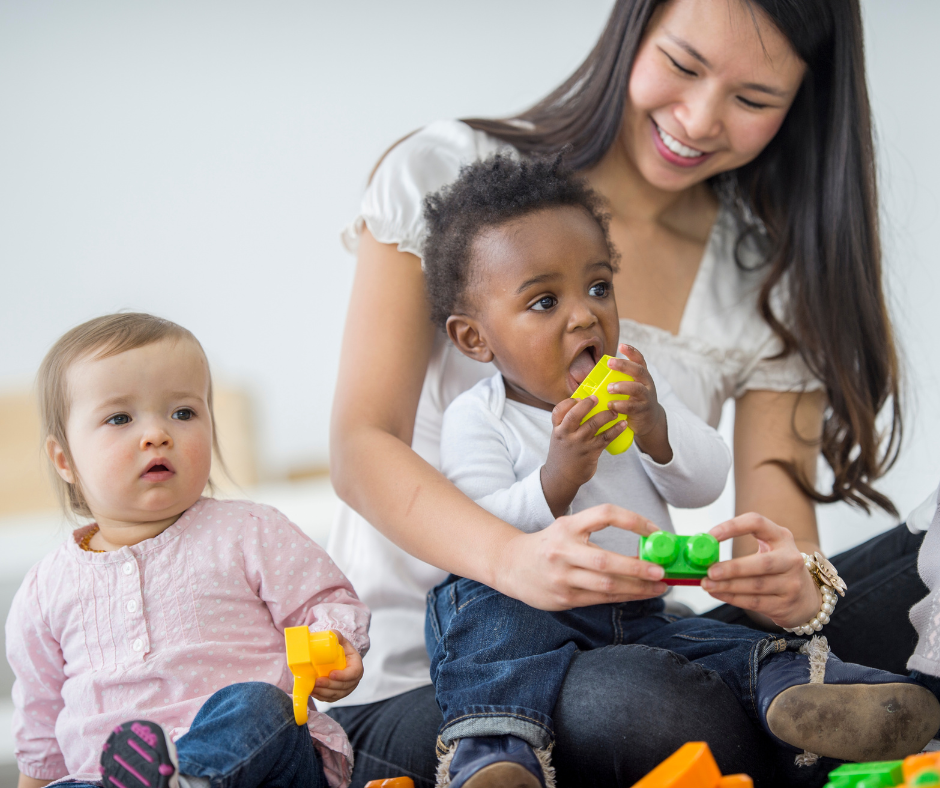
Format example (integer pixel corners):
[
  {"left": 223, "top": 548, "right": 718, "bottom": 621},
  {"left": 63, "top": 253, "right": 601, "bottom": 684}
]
[
  {"left": 638, "top": 531, "right": 720, "bottom": 586},
  {"left": 823, "top": 761, "right": 904, "bottom": 788},
  {"left": 911, "top": 770, "right": 940, "bottom": 787}
]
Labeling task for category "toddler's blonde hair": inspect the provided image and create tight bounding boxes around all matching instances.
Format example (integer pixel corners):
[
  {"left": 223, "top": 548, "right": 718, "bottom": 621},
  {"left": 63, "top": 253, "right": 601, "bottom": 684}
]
[{"left": 37, "top": 313, "right": 222, "bottom": 518}]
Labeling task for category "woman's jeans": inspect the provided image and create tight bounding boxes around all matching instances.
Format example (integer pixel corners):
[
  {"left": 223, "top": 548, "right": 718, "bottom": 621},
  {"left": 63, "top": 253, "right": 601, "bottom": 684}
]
[
  {"left": 59, "top": 682, "right": 327, "bottom": 788},
  {"left": 425, "top": 576, "right": 799, "bottom": 750}
]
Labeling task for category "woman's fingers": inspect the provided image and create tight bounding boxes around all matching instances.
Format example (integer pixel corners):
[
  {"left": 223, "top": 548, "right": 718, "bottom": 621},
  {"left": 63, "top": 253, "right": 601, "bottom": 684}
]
[
  {"left": 705, "top": 546, "right": 801, "bottom": 583},
  {"left": 708, "top": 512, "right": 791, "bottom": 547},
  {"left": 561, "top": 504, "right": 661, "bottom": 539}
]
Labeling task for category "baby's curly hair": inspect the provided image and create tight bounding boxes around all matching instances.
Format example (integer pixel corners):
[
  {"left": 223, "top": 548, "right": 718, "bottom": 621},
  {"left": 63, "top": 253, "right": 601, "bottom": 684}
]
[{"left": 422, "top": 152, "right": 619, "bottom": 330}]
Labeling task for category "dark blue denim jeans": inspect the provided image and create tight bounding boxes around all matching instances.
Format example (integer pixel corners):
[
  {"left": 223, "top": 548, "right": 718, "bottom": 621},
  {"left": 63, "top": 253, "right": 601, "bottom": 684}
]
[
  {"left": 58, "top": 682, "right": 327, "bottom": 788},
  {"left": 425, "top": 575, "right": 800, "bottom": 750}
]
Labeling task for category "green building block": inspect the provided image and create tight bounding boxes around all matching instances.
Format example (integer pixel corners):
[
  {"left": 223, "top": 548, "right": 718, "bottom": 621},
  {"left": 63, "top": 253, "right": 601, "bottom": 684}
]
[
  {"left": 823, "top": 761, "right": 904, "bottom": 788},
  {"left": 638, "top": 531, "right": 720, "bottom": 586}
]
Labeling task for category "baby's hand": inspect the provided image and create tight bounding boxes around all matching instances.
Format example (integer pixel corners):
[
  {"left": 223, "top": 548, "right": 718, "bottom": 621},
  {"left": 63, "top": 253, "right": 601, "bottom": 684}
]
[
  {"left": 605, "top": 344, "right": 672, "bottom": 464},
  {"left": 311, "top": 631, "right": 363, "bottom": 703},
  {"left": 541, "top": 394, "right": 629, "bottom": 517}
]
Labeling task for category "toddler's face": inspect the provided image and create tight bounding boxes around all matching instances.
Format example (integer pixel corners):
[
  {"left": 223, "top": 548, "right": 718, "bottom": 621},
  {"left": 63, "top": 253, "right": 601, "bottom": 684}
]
[
  {"left": 57, "top": 338, "right": 213, "bottom": 526},
  {"left": 458, "top": 205, "right": 620, "bottom": 410}
]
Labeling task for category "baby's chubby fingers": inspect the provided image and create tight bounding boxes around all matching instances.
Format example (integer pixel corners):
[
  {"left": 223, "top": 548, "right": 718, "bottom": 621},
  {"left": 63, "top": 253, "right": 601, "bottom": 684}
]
[
  {"left": 552, "top": 394, "right": 595, "bottom": 429},
  {"left": 311, "top": 631, "right": 363, "bottom": 702}
]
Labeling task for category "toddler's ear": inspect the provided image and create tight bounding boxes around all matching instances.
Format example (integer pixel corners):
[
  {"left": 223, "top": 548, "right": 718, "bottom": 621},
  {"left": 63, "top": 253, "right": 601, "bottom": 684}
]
[
  {"left": 446, "top": 315, "right": 494, "bottom": 364},
  {"left": 46, "top": 437, "right": 75, "bottom": 483}
]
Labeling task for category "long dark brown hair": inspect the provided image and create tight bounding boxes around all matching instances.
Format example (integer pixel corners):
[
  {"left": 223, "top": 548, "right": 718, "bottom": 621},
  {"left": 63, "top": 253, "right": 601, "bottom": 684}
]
[{"left": 463, "top": 0, "right": 901, "bottom": 515}]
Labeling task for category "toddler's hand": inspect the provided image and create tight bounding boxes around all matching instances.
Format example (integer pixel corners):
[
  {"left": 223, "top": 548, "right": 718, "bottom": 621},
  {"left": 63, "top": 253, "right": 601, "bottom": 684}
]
[
  {"left": 541, "top": 394, "right": 629, "bottom": 517},
  {"left": 311, "top": 631, "right": 363, "bottom": 703},
  {"left": 605, "top": 344, "right": 672, "bottom": 464}
]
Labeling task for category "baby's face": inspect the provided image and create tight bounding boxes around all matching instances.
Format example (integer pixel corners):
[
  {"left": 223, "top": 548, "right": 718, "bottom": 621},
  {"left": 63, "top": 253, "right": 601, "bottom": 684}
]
[
  {"left": 60, "top": 338, "right": 213, "bottom": 526},
  {"left": 466, "top": 205, "right": 620, "bottom": 410}
]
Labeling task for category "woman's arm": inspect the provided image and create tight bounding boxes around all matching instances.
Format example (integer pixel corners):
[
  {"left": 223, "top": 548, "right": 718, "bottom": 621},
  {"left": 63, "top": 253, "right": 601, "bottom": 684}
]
[
  {"left": 329, "top": 229, "right": 667, "bottom": 610},
  {"left": 733, "top": 389, "right": 825, "bottom": 556},
  {"left": 701, "top": 389, "right": 826, "bottom": 626}
]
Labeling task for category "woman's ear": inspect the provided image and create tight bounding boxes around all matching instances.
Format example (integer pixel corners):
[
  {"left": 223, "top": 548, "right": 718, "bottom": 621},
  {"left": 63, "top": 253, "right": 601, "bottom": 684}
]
[
  {"left": 46, "top": 436, "right": 75, "bottom": 484},
  {"left": 446, "top": 315, "right": 495, "bottom": 363}
]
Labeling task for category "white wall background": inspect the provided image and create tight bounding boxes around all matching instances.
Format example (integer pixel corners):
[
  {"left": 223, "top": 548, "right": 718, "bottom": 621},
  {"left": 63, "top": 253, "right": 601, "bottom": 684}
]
[{"left": 0, "top": 0, "right": 938, "bottom": 547}]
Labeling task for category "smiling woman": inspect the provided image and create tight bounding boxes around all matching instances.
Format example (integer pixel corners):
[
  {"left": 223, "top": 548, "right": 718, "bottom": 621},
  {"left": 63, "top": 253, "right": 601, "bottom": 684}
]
[{"left": 328, "top": 0, "right": 915, "bottom": 785}]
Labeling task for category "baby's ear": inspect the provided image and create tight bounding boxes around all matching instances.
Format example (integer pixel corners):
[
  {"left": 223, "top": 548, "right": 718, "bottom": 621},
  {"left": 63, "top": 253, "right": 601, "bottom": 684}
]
[
  {"left": 45, "top": 436, "right": 75, "bottom": 483},
  {"left": 446, "top": 315, "right": 494, "bottom": 364}
]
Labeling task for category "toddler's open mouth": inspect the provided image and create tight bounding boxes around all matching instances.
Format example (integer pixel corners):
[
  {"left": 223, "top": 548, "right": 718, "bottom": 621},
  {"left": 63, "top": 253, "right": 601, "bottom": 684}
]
[
  {"left": 141, "top": 459, "right": 175, "bottom": 482},
  {"left": 569, "top": 343, "right": 601, "bottom": 386}
]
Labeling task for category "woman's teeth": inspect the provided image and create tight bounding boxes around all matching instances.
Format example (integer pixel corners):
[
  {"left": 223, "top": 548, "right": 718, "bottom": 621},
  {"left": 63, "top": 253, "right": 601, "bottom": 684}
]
[{"left": 656, "top": 124, "right": 704, "bottom": 158}]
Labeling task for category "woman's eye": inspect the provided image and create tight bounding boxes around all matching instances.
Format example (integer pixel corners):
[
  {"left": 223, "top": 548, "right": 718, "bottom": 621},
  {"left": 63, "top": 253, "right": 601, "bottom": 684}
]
[
  {"left": 172, "top": 409, "right": 194, "bottom": 421},
  {"left": 666, "top": 52, "right": 696, "bottom": 76},
  {"left": 589, "top": 282, "right": 611, "bottom": 298},
  {"left": 530, "top": 296, "right": 557, "bottom": 312},
  {"left": 737, "top": 96, "right": 768, "bottom": 110},
  {"left": 106, "top": 414, "right": 130, "bottom": 426}
]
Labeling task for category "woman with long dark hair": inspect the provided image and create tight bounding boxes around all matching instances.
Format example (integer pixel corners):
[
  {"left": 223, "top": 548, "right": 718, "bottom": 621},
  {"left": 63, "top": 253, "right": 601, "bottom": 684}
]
[{"left": 328, "top": 0, "right": 924, "bottom": 785}]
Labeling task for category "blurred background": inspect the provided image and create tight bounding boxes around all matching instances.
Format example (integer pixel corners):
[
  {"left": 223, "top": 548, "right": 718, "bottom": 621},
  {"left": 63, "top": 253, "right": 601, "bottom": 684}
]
[{"left": 1, "top": 0, "right": 938, "bottom": 780}]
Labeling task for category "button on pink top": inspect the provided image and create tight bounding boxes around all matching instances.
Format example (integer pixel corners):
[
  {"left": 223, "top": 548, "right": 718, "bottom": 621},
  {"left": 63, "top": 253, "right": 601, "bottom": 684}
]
[{"left": 6, "top": 497, "right": 371, "bottom": 787}]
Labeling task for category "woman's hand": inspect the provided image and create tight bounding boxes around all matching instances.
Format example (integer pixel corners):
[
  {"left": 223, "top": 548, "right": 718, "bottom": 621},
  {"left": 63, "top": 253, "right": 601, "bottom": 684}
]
[
  {"left": 700, "top": 512, "right": 821, "bottom": 628},
  {"left": 311, "top": 632, "right": 364, "bottom": 703},
  {"left": 494, "top": 504, "right": 669, "bottom": 611}
]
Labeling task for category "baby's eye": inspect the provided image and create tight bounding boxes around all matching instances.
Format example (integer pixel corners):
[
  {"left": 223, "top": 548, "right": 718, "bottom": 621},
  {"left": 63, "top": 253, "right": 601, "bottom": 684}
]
[
  {"left": 106, "top": 414, "right": 130, "bottom": 426},
  {"left": 589, "top": 282, "right": 611, "bottom": 298},
  {"left": 530, "top": 296, "right": 558, "bottom": 312},
  {"left": 172, "top": 408, "right": 195, "bottom": 421}
]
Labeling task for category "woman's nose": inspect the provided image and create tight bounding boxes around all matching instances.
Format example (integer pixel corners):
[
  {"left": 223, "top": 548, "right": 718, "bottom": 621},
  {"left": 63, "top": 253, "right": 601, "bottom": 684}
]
[{"left": 673, "top": 86, "right": 723, "bottom": 142}]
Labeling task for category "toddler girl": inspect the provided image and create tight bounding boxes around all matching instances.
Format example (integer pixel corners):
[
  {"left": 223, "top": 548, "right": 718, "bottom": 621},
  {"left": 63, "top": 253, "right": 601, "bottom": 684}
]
[{"left": 6, "top": 313, "right": 370, "bottom": 788}]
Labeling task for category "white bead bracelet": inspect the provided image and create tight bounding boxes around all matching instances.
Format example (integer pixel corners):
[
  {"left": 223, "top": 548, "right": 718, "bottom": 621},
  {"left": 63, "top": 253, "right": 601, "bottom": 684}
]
[{"left": 782, "top": 552, "right": 846, "bottom": 636}]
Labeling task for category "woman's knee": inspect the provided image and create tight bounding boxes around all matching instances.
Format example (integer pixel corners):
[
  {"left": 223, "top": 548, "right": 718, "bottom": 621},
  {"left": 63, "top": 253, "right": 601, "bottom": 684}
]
[{"left": 552, "top": 645, "right": 767, "bottom": 785}]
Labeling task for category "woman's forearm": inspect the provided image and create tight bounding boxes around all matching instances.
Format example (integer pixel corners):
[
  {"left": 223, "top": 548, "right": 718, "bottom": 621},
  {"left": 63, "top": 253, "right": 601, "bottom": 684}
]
[{"left": 331, "top": 423, "right": 519, "bottom": 587}]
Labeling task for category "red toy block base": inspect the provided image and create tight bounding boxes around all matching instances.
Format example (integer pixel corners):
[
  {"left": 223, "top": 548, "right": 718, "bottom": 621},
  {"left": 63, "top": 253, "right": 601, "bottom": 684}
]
[{"left": 663, "top": 578, "right": 704, "bottom": 586}]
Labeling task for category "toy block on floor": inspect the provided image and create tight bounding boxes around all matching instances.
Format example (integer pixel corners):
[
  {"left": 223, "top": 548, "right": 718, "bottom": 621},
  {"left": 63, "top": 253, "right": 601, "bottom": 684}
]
[
  {"left": 824, "top": 761, "right": 904, "bottom": 788},
  {"left": 570, "top": 354, "right": 635, "bottom": 455},
  {"left": 630, "top": 741, "right": 752, "bottom": 787},
  {"left": 364, "top": 779, "right": 415, "bottom": 788},
  {"left": 639, "top": 531, "right": 720, "bottom": 586},
  {"left": 284, "top": 627, "right": 346, "bottom": 725}
]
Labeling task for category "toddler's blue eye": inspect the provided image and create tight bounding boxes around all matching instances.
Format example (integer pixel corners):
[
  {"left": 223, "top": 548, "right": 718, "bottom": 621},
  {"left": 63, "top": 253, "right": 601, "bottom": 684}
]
[
  {"left": 106, "top": 414, "right": 130, "bottom": 425},
  {"left": 531, "top": 296, "right": 557, "bottom": 312},
  {"left": 173, "top": 409, "right": 194, "bottom": 421},
  {"left": 589, "top": 282, "right": 611, "bottom": 298}
]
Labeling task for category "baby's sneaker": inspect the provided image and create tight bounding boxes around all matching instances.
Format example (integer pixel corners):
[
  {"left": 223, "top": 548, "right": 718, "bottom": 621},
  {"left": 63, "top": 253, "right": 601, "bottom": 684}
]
[
  {"left": 100, "top": 720, "right": 179, "bottom": 788},
  {"left": 437, "top": 735, "right": 552, "bottom": 788}
]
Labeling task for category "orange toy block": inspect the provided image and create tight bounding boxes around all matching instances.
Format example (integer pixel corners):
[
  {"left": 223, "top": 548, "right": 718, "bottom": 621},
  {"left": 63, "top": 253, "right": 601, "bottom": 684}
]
[
  {"left": 631, "top": 742, "right": 753, "bottom": 788},
  {"left": 284, "top": 627, "right": 347, "bottom": 725},
  {"left": 903, "top": 752, "right": 940, "bottom": 786},
  {"left": 364, "top": 780, "right": 415, "bottom": 788}
]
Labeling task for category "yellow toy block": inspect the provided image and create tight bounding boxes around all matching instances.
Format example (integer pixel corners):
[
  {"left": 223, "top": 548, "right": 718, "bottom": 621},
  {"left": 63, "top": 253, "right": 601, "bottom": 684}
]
[
  {"left": 570, "top": 354, "right": 634, "bottom": 455},
  {"left": 364, "top": 780, "right": 415, "bottom": 788},
  {"left": 285, "top": 627, "right": 346, "bottom": 725},
  {"left": 631, "top": 742, "right": 752, "bottom": 788}
]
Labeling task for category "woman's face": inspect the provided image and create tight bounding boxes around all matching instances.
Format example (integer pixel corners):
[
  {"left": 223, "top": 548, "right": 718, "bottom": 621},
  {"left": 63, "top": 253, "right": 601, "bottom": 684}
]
[{"left": 622, "top": 0, "right": 806, "bottom": 192}]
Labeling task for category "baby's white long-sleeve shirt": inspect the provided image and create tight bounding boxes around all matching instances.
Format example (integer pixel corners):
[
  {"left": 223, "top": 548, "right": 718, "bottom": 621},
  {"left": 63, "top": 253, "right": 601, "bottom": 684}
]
[{"left": 440, "top": 371, "right": 731, "bottom": 557}]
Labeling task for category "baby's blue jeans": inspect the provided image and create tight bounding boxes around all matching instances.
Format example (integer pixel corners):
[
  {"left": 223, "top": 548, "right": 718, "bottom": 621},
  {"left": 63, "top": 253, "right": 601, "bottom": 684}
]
[
  {"left": 426, "top": 575, "right": 803, "bottom": 750},
  {"left": 56, "top": 682, "right": 327, "bottom": 788}
]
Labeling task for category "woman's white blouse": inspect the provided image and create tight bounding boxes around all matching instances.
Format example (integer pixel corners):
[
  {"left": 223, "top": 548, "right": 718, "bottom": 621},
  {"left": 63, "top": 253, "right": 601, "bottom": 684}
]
[{"left": 329, "top": 119, "right": 823, "bottom": 707}]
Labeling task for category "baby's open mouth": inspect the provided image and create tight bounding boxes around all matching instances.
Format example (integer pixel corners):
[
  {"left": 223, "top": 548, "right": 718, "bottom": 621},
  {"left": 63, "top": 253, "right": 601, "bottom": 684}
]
[{"left": 569, "top": 344, "right": 600, "bottom": 385}]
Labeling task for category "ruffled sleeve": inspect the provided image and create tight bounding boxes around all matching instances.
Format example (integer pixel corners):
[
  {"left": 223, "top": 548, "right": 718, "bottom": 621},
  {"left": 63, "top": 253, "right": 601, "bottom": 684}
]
[{"left": 340, "top": 119, "right": 511, "bottom": 261}]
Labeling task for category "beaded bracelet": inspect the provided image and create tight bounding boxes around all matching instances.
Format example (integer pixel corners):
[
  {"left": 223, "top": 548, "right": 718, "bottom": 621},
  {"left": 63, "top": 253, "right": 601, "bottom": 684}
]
[{"left": 782, "top": 552, "right": 847, "bottom": 636}]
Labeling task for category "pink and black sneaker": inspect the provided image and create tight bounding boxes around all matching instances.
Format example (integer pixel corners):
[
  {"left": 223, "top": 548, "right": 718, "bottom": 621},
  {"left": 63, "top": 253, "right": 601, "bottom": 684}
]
[{"left": 100, "top": 720, "right": 180, "bottom": 788}]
